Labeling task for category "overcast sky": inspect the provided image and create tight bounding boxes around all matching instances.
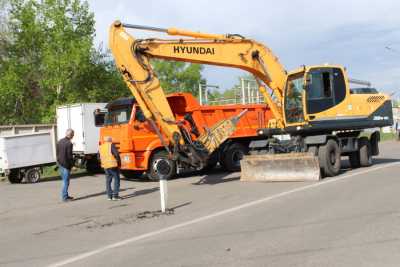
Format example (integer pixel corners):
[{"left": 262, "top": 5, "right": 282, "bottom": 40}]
[{"left": 88, "top": 0, "right": 400, "bottom": 94}]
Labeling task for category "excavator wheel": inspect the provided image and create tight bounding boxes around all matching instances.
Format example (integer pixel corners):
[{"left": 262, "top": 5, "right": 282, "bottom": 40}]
[
  {"left": 147, "top": 150, "right": 176, "bottom": 181},
  {"left": 221, "top": 143, "right": 248, "bottom": 172},
  {"left": 348, "top": 137, "right": 372, "bottom": 168},
  {"left": 318, "top": 139, "right": 341, "bottom": 177},
  {"left": 359, "top": 137, "right": 372, "bottom": 167}
]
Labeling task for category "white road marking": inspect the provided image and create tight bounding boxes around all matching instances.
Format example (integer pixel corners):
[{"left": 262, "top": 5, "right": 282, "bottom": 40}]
[{"left": 48, "top": 161, "right": 400, "bottom": 267}]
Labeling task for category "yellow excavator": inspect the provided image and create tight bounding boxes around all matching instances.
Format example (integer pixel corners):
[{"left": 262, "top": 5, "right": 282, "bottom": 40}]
[{"left": 109, "top": 21, "right": 393, "bottom": 181}]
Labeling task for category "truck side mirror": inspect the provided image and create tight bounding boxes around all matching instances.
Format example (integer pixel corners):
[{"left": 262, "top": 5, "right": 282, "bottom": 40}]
[{"left": 94, "top": 109, "right": 106, "bottom": 127}]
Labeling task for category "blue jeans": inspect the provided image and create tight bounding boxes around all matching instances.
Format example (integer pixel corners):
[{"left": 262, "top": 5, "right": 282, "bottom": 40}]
[
  {"left": 105, "top": 168, "right": 120, "bottom": 198},
  {"left": 59, "top": 165, "right": 71, "bottom": 200}
]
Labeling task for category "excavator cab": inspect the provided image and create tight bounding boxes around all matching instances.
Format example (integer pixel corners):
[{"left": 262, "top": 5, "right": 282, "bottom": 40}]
[{"left": 283, "top": 66, "right": 348, "bottom": 129}]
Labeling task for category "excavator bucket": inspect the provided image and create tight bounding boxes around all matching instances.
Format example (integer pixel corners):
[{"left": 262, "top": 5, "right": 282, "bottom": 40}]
[{"left": 240, "top": 152, "right": 320, "bottom": 182}]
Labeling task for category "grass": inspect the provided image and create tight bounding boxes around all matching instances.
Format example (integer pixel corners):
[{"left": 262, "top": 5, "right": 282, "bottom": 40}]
[{"left": 42, "top": 165, "right": 86, "bottom": 179}]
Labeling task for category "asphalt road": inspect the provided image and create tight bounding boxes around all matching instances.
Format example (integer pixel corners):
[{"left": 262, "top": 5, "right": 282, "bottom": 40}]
[{"left": 0, "top": 141, "right": 400, "bottom": 267}]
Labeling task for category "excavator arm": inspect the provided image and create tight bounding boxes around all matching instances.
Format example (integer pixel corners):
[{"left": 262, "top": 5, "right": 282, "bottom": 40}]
[{"left": 109, "top": 21, "right": 253, "bottom": 169}]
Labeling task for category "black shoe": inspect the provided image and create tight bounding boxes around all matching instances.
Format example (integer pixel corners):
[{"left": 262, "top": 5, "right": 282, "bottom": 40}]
[
  {"left": 66, "top": 196, "right": 74, "bottom": 200},
  {"left": 112, "top": 196, "right": 122, "bottom": 201}
]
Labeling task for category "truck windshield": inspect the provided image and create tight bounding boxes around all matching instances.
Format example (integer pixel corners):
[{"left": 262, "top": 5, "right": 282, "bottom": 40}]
[
  {"left": 104, "top": 107, "right": 132, "bottom": 125},
  {"left": 284, "top": 73, "right": 305, "bottom": 124}
]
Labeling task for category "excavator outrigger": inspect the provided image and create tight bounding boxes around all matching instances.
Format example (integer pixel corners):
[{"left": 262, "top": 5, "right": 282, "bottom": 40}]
[{"left": 109, "top": 21, "right": 393, "bottom": 181}]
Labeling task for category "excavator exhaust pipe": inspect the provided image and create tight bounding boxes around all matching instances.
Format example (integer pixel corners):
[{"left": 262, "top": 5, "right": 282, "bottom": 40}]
[{"left": 240, "top": 152, "right": 320, "bottom": 182}]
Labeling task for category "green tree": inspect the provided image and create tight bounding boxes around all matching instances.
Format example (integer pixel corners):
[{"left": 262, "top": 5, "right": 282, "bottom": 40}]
[
  {"left": 151, "top": 60, "right": 205, "bottom": 96},
  {"left": 0, "top": 0, "right": 127, "bottom": 124},
  {"left": 0, "top": 0, "right": 9, "bottom": 62}
]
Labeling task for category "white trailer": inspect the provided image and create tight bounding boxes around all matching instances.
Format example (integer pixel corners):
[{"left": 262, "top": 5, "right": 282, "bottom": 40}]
[
  {"left": 56, "top": 103, "right": 106, "bottom": 172},
  {"left": 0, "top": 131, "right": 57, "bottom": 183}
]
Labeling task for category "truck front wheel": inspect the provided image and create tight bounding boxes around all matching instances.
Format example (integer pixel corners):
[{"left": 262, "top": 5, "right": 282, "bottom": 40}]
[
  {"left": 148, "top": 150, "right": 176, "bottom": 181},
  {"left": 318, "top": 139, "right": 341, "bottom": 177},
  {"left": 221, "top": 143, "right": 248, "bottom": 172}
]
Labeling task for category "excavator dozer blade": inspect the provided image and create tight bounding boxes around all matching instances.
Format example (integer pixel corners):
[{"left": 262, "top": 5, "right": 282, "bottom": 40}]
[{"left": 240, "top": 152, "right": 320, "bottom": 182}]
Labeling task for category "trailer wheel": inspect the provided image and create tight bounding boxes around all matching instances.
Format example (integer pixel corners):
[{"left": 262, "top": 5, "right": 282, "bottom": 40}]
[
  {"left": 318, "top": 139, "right": 341, "bottom": 177},
  {"left": 148, "top": 150, "right": 176, "bottom": 181},
  {"left": 359, "top": 137, "right": 372, "bottom": 167},
  {"left": 8, "top": 169, "right": 23, "bottom": 184},
  {"left": 25, "top": 168, "right": 41, "bottom": 183},
  {"left": 221, "top": 143, "right": 248, "bottom": 172}
]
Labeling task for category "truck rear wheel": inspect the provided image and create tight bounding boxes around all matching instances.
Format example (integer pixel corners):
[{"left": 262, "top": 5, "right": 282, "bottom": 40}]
[
  {"left": 318, "top": 139, "right": 341, "bottom": 177},
  {"left": 25, "top": 168, "right": 41, "bottom": 183},
  {"left": 221, "top": 143, "right": 248, "bottom": 172},
  {"left": 8, "top": 169, "right": 23, "bottom": 184},
  {"left": 148, "top": 150, "right": 176, "bottom": 181},
  {"left": 359, "top": 137, "right": 372, "bottom": 167}
]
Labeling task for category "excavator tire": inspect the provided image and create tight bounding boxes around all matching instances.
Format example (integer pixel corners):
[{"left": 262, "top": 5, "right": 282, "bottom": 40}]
[
  {"left": 147, "top": 150, "right": 176, "bottom": 181},
  {"left": 359, "top": 137, "right": 372, "bottom": 167},
  {"left": 318, "top": 139, "right": 341, "bottom": 177}
]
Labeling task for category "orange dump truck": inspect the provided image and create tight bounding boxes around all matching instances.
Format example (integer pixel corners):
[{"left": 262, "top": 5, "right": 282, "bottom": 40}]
[{"left": 97, "top": 93, "right": 272, "bottom": 180}]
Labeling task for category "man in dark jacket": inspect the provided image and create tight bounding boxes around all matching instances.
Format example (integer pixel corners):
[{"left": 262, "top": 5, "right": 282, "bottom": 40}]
[{"left": 57, "top": 129, "right": 74, "bottom": 202}]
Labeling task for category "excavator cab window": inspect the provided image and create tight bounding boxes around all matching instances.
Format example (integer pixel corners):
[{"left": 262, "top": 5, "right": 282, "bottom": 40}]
[
  {"left": 305, "top": 67, "right": 346, "bottom": 115},
  {"left": 305, "top": 68, "right": 334, "bottom": 114},
  {"left": 284, "top": 73, "right": 305, "bottom": 124}
]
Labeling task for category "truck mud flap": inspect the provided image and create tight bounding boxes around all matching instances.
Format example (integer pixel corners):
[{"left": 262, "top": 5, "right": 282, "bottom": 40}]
[{"left": 240, "top": 152, "right": 320, "bottom": 182}]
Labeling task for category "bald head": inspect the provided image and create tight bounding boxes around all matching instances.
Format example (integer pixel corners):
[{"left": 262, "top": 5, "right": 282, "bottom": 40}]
[{"left": 65, "top": 129, "right": 74, "bottom": 139}]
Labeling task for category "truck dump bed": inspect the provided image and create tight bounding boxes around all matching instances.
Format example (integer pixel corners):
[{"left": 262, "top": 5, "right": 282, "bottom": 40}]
[{"left": 167, "top": 93, "right": 271, "bottom": 138}]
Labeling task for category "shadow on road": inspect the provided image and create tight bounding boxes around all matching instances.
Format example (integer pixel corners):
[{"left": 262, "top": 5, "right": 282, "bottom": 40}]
[
  {"left": 121, "top": 187, "right": 159, "bottom": 199},
  {"left": 339, "top": 157, "right": 400, "bottom": 175},
  {"left": 170, "top": 201, "right": 192, "bottom": 210},
  {"left": 192, "top": 171, "right": 240, "bottom": 185},
  {"left": 73, "top": 187, "right": 135, "bottom": 201},
  {"left": 372, "top": 158, "right": 400, "bottom": 165}
]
